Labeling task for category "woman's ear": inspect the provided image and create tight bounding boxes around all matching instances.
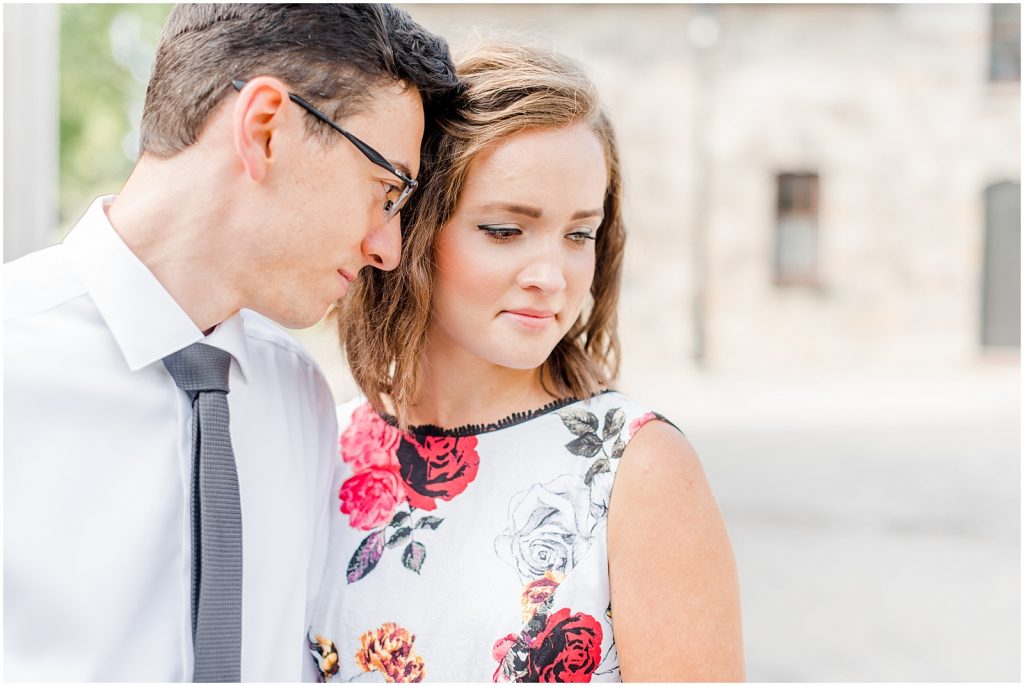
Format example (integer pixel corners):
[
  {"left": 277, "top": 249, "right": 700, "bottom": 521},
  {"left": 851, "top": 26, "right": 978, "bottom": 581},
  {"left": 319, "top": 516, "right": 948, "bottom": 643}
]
[{"left": 231, "top": 76, "right": 292, "bottom": 183}]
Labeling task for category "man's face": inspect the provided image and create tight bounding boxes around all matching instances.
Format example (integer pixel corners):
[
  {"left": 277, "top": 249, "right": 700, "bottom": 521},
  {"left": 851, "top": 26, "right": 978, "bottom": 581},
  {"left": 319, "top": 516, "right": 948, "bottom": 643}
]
[{"left": 248, "top": 83, "right": 424, "bottom": 329}]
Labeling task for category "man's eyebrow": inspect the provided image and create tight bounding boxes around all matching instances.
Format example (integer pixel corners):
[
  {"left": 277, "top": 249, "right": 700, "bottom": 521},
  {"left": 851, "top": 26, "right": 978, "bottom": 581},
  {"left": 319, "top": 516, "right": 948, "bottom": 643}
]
[{"left": 393, "top": 162, "right": 414, "bottom": 179}]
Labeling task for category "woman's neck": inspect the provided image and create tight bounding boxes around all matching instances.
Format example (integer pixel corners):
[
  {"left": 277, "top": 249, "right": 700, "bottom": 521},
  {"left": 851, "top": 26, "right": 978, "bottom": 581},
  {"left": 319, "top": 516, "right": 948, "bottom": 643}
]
[{"left": 406, "top": 339, "right": 560, "bottom": 430}]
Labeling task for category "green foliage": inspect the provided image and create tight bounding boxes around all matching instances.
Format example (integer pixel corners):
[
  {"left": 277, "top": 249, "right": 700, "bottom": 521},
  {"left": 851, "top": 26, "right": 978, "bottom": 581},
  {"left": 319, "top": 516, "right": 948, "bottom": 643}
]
[{"left": 59, "top": 4, "right": 171, "bottom": 232}]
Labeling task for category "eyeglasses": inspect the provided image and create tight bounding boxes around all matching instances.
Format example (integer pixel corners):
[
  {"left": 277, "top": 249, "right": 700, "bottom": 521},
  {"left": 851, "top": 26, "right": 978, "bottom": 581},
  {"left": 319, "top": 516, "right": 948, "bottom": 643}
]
[{"left": 231, "top": 79, "right": 417, "bottom": 222}]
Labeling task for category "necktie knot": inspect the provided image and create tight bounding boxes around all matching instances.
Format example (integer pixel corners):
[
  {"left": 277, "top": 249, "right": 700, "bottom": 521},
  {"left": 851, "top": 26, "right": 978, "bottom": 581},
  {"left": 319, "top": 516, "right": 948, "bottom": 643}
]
[{"left": 163, "top": 343, "right": 232, "bottom": 396}]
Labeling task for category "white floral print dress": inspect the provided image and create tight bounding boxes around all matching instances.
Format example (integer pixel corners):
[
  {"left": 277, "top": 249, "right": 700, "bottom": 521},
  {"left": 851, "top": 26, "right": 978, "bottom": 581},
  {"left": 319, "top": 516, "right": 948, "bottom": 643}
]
[{"left": 307, "top": 391, "right": 672, "bottom": 683}]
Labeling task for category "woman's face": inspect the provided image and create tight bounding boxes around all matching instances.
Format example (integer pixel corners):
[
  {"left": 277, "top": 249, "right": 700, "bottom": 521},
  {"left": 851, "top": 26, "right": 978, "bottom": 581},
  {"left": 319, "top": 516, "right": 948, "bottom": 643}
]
[{"left": 429, "top": 124, "right": 608, "bottom": 373}]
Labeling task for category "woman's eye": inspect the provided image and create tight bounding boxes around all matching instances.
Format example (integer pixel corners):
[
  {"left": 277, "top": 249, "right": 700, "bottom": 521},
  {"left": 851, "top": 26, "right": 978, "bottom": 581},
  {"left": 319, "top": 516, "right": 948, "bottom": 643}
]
[
  {"left": 478, "top": 225, "right": 521, "bottom": 242},
  {"left": 567, "top": 230, "right": 596, "bottom": 245},
  {"left": 383, "top": 182, "right": 401, "bottom": 201}
]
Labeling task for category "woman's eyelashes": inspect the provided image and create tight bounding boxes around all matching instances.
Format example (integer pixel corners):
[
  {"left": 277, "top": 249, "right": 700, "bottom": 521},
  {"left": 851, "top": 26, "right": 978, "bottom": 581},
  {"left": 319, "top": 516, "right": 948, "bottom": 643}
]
[
  {"left": 567, "top": 229, "right": 596, "bottom": 245},
  {"left": 478, "top": 225, "right": 521, "bottom": 242},
  {"left": 477, "top": 224, "right": 597, "bottom": 246}
]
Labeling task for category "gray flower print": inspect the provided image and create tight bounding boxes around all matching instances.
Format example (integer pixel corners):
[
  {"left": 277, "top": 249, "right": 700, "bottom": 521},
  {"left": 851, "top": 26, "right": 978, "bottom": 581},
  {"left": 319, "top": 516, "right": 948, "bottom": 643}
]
[{"left": 494, "top": 474, "right": 597, "bottom": 584}]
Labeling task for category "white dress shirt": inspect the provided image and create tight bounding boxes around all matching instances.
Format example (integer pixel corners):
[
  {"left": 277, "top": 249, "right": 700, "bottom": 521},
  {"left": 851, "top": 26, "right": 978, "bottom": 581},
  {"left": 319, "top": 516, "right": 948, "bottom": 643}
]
[{"left": 3, "top": 196, "right": 338, "bottom": 681}]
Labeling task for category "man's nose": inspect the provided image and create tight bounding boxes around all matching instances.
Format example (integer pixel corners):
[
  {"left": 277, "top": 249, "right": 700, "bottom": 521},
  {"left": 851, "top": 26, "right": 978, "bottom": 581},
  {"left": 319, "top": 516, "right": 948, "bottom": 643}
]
[{"left": 362, "top": 214, "right": 402, "bottom": 271}]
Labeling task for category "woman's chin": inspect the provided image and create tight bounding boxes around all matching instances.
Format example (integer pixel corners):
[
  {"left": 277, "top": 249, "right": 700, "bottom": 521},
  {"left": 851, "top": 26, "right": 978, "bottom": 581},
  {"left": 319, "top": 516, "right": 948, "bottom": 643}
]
[{"left": 488, "top": 349, "right": 558, "bottom": 372}]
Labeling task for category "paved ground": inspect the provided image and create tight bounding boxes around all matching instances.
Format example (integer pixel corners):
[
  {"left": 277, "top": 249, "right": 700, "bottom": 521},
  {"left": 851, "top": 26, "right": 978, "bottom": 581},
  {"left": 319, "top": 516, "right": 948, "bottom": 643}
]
[
  {"left": 295, "top": 322, "right": 1020, "bottom": 681},
  {"left": 666, "top": 370, "right": 1020, "bottom": 682}
]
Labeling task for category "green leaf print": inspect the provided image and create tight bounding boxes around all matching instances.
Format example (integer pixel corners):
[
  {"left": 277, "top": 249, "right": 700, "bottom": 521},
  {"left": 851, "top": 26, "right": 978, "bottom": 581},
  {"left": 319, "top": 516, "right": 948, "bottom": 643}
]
[
  {"left": 387, "top": 527, "right": 412, "bottom": 548},
  {"left": 603, "top": 408, "right": 625, "bottom": 440},
  {"left": 584, "top": 457, "right": 611, "bottom": 486},
  {"left": 415, "top": 516, "right": 444, "bottom": 530},
  {"left": 566, "top": 432, "right": 603, "bottom": 457},
  {"left": 402, "top": 541, "right": 427, "bottom": 574},
  {"left": 558, "top": 407, "right": 599, "bottom": 436},
  {"left": 346, "top": 529, "right": 385, "bottom": 584}
]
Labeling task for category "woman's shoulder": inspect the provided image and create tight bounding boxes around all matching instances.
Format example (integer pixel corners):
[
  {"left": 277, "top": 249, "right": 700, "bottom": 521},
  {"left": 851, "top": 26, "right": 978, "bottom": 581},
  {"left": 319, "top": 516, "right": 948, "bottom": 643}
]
[{"left": 562, "top": 389, "right": 682, "bottom": 443}]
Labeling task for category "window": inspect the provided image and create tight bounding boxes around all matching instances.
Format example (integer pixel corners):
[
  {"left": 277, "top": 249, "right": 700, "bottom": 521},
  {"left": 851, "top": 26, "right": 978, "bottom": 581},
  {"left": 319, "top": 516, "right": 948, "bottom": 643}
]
[
  {"left": 774, "top": 173, "right": 820, "bottom": 286},
  {"left": 990, "top": 3, "right": 1021, "bottom": 82},
  {"left": 981, "top": 181, "right": 1021, "bottom": 347}
]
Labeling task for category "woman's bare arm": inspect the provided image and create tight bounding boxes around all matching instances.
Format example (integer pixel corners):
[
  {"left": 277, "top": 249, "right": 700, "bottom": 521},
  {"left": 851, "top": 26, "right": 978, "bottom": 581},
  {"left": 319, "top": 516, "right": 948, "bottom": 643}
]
[{"left": 608, "top": 421, "right": 745, "bottom": 681}]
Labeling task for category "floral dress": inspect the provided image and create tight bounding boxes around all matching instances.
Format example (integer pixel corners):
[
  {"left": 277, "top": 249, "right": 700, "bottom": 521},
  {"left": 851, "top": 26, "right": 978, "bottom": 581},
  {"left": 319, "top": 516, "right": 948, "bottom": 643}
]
[{"left": 307, "top": 390, "right": 671, "bottom": 683}]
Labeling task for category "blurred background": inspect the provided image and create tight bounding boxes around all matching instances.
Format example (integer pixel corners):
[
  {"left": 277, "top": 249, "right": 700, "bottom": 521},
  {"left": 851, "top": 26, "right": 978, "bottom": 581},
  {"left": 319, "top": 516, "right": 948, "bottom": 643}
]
[{"left": 3, "top": 3, "right": 1020, "bottom": 681}]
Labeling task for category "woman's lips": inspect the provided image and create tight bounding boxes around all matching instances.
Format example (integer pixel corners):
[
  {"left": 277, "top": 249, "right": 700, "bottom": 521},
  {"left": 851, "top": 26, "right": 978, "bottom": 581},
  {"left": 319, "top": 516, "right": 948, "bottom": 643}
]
[
  {"left": 501, "top": 309, "right": 556, "bottom": 330},
  {"left": 505, "top": 308, "right": 555, "bottom": 318}
]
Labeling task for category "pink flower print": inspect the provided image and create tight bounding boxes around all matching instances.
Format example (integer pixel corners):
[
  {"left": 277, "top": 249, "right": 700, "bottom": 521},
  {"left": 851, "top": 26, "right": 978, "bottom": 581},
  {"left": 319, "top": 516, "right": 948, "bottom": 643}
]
[
  {"left": 341, "top": 403, "right": 402, "bottom": 472},
  {"left": 628, "top": 412, "right": 656, "bottom": 437},
  {"left": 339, "top": 468, "right": 404, "bottom": 531},
  {"left": 491, "top": 633, "right": 519, "bottom": 682}
]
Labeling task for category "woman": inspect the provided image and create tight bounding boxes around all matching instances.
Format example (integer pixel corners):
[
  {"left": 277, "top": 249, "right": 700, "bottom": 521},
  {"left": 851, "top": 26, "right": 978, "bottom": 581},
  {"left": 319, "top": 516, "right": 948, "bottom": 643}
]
[{"left": 308, "top": 43, "right": 744, "bottom": 682}]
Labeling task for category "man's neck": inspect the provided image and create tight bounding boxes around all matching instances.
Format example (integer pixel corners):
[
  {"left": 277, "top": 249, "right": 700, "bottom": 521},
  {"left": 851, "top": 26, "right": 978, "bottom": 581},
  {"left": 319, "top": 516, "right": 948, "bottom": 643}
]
[{"left": 106, "top": 155, "right": 245, "bottom": 333}]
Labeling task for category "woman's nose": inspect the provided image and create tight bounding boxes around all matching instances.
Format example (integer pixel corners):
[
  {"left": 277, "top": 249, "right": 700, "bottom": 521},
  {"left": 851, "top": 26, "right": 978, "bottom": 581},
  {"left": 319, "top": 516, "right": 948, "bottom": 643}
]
[{"left": 515, "top": 247, "right": 567, "bottom": 293}]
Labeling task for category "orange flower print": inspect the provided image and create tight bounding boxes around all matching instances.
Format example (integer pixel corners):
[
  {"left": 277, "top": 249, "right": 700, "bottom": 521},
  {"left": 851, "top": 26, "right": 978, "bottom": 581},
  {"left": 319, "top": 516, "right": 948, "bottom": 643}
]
[
  {"left": 308, "top": 633, "right": 340, "bottom": 682},
  {"left": 521, "top": 570, "right": 564, "bottom": 621},
  {"left": 356, "top": 622, "right": 425, "bottom": 683}
]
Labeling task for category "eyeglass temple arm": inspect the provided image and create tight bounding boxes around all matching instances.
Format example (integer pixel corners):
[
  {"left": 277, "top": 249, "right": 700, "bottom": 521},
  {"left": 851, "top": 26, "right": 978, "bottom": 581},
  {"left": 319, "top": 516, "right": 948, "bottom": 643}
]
[{"left": 231, "top": 79, "right": 416, "bottom": 188}]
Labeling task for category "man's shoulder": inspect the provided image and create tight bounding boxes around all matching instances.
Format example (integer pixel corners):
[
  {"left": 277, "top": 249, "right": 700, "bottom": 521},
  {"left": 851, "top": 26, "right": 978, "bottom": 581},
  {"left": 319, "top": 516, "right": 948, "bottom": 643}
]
[{"left": 3, "top": 245, "right": 88, "bottom": 322}]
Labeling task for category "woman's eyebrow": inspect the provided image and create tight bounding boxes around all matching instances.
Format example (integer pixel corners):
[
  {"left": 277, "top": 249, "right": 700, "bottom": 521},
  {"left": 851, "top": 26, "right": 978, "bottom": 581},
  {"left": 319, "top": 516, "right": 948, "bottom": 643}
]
[
  {"left": 478, "top": 204, "right": 604, "bottom": 221},
  {"left": 479, "top": 202, "right": 543, "bottom": 218}
]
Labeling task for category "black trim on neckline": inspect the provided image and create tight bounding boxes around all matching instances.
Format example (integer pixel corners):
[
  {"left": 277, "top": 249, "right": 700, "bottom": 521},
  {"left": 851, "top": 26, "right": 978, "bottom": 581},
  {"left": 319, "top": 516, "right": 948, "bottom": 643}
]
[{"left": 380, "top": 389, "right": 617, "bottom": 438}]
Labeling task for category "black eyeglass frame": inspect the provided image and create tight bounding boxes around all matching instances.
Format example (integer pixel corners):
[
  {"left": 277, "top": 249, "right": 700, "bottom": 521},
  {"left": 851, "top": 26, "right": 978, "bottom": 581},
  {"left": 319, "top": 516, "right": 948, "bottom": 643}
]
[{"left": 231, "top": 79, "right": 417, "bottom": 221}]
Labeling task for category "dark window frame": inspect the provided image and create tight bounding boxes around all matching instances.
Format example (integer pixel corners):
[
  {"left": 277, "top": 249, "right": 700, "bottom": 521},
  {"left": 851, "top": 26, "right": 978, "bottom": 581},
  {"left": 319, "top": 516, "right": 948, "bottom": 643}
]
[
  {"left": 989, "top": 3, "right": 1021, "bottom": 82},
  {"left": 980, "top": 180, "right": 1021, "bottom": 348},
  {"left": 773, "top": 172, "right": 822, "bottom": 288}
]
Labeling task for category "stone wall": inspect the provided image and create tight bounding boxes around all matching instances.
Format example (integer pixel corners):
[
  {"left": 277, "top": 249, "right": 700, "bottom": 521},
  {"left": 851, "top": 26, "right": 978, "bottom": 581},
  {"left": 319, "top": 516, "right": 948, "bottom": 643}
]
[{"left": 394, "top": 4, "right": 1019, "bottom": 386}]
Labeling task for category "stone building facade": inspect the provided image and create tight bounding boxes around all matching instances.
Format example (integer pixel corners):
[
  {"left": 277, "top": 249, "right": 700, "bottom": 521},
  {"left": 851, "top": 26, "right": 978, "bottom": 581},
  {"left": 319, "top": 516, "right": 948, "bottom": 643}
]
[
  {"left": 398, "top": 3, "right": 1020, "bottom": 396},
  {"left": 4, "top": 5, "right": 1018, "bottom": 402}
]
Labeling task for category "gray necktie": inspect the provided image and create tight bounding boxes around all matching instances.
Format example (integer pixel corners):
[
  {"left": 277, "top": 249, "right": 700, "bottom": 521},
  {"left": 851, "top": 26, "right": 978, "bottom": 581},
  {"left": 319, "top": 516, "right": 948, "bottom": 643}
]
[{"left": 163, "top": 342, "right": 242, "bottom": 682}]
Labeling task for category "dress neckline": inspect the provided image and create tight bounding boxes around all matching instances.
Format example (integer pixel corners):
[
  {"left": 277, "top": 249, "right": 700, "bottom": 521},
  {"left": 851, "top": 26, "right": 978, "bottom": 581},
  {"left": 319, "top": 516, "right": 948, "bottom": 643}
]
[{"left": 379, "top": 389, "right": 615, "bottom": 438}]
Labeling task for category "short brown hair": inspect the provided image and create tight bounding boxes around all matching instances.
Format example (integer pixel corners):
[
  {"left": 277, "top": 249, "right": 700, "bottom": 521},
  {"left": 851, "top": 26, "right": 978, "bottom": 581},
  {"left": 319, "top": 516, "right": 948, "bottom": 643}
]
[
  {"left": 140, "top": 4, "right": 459, "bottom": 157},
  {"left": 339, "top": 42, "right": 625, "bottom": 427}
]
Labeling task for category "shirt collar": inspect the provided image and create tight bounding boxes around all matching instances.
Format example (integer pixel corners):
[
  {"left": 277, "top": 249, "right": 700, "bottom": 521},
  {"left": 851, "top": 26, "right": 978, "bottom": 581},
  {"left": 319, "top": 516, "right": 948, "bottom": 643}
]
[
  {"left": 204, "top": 312, "right": 251, "bottom": 385},
  {"left": 62, "top": 196, "right": 251, "bottom": 382}
]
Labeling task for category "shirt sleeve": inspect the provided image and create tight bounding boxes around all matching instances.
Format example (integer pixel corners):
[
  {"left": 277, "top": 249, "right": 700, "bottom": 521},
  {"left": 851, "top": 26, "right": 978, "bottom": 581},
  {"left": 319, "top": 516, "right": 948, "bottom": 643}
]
[{"left": 302, "top": 371, "right": 340, "bottom": 680}]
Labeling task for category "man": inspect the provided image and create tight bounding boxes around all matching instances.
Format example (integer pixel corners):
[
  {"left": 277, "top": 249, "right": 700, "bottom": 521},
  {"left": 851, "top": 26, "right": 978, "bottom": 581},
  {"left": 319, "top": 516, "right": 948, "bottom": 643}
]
[{"left": 3, "top": 4, "right": 458, "bottom": 681}]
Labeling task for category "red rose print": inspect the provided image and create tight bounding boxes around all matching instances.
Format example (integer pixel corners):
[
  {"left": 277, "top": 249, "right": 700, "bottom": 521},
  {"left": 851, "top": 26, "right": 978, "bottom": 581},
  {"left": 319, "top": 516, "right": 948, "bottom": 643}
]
[
  {"left": 339, "top": 468, "right": 403, "bottom": 530},
  {"left": 525, "top": 608, "right": 603, "bottom": 682},
  {"left": 341, "top": 403, "right": 402, "bottom": 472},
  {"left": 396, "top": 435, "right": 480, "bottom": 510},
  {"left": 491, "top": 633, "right": 518, "bottom": 682},
  {"left": 628, "top": 412, "right": 656, "bottom": 437},
  {"left": 492, "top": 633, "right": 517, "bottom": 663}
]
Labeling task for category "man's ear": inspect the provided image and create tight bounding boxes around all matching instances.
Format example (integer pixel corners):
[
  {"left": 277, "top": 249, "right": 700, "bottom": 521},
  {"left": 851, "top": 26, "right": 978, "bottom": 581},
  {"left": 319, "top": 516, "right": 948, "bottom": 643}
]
[{"left": 232, "top": 76, "right": 292, "bottom": 183}]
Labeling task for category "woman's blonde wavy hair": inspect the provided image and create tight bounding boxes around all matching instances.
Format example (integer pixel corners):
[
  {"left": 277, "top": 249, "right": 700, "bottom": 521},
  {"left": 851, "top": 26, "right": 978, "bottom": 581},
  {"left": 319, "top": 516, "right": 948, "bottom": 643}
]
[{"left": 335, "top": 42, "right": 625, "bottom": 428}]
